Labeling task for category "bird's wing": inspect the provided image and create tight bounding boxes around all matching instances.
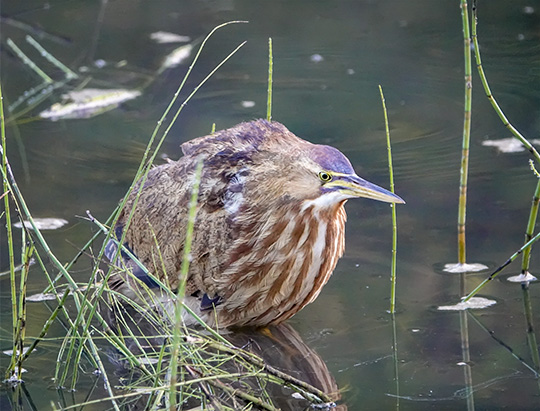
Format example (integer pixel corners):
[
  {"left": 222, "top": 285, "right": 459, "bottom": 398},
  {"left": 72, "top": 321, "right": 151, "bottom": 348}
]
[{"left": 110, "top": 143, "right": 257, "bottom": 299}]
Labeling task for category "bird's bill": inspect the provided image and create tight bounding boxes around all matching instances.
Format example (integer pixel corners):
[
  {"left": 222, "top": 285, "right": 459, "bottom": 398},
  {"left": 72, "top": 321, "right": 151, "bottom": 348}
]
[{"left": 329, "top": 174, "right": 405, "bottom": 204}]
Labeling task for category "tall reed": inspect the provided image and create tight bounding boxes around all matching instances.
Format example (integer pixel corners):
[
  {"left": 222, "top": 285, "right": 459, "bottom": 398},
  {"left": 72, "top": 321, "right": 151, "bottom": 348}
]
[
  {"left": 457, "top": 0, "right": 473, "bottom": 267},
  {"left": 378, "top": 85, "right": 398, "bottom": 314}
]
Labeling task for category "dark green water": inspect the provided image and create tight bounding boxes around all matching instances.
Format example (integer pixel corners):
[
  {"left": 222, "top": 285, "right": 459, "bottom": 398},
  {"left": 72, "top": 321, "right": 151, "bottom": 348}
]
[{"left": 1, "top": 0, "right": 540, "bottom": 409}]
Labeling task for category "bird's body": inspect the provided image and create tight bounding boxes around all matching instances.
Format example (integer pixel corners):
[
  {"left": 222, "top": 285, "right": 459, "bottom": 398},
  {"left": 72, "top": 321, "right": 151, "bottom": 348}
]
[{"left": 106, "top": 120, "right": 403, "bottom": 328}]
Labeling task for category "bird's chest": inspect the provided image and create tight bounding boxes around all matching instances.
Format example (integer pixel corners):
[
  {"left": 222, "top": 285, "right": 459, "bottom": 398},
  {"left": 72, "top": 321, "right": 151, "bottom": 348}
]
[{"left": 218, "top": 205, "right": 346, "bottom": 313}]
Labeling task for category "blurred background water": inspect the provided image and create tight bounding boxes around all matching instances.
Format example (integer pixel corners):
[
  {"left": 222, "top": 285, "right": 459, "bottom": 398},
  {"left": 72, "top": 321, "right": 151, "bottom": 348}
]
[{"left": 1, "top": 0, "right": 540, "bottom": 409}]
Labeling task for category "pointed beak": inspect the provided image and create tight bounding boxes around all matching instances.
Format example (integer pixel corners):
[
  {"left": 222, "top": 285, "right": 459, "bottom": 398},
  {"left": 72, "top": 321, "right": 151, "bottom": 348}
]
[{"left": 328, "top": 174, "right": 405, "bottom": 204}]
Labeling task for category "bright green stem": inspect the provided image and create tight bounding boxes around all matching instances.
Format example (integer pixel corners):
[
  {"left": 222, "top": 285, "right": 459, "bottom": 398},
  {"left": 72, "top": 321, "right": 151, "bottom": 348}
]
[
  {"left": 522, "top": 181, "right": 540, "bottom": 273},
  {"left": 177, "top": 160, "right": 203, "bottom": 300},
  {"left": 471, "top": 2, "right": 540, "bottom": 163},
  {"left": 14, "top": 242, "right": 33, "bottom": 380},
  {"left": 267, "top": 37, "right": 273, "bottom": 121},
  {"left": 458, "top": 0, "right": 473, "bottom": 265},
  {"left": 472, "top": 1, "right": 540, "bottom": 274},
  {"left": 0, "top": 104, "right": 120, "bottom": 408},
  {"left": 1, "top": 81, "right": 19, "bottom": 380},
  {"left": 379, "top": 85, "right": 398, "bottom": 313},
  {"left": 169, "top": 160, "right": 203, "bottom": 408}
]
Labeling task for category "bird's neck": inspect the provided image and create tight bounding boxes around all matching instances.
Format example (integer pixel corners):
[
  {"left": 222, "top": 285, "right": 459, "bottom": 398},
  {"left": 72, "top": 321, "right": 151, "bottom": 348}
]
[{"left": 296, "top": 200, "right": 346, "bottom": 304}]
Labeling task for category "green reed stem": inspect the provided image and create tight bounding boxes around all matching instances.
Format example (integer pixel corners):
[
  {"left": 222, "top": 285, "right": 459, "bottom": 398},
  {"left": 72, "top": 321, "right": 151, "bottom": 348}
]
[
  {"left": 68, "top": 269, "right": 111, "bottom": 390},
  {"left": 159, "top": 41, "right": 246, "bottom": 159},
  {"left": 463, "top": 230, "right": 540, "bottom": 301},
  {"left": 521, "top": 182, "right": 540, "bottom": 274},
  {"left": 3, "top": 81, "right": 108, "bottom": 390},
  {"left": 379, "top": 85, "right": 398, "bottom": 313},
  {"left": 6, "top": 38, "right": 53, "bottom": 83},
  {"left": 458, "top": 0, "right": 473, "bottom": 266},
  {"left": 1, "top": 80, "right": 19, "bottom": 381},
  {"left": 14, "top": 240, "right": 33, "bottom": 380},
  {"left": 267, "top": 37, "right": 273, "bottom": 121},
  {"left": 0, "top": 230, "right": 115, "bottom": 402},
  {"left": 471, "top": 2, "right": 540, "bottom": 163},
  {"left": 472, "top": 1, "right": 540, "bottom": 276},
  {"left": 169, "top": 159, "right": 203, "bottom": 408},
  {"left": 25, "top": 35, "right": 79, "bottom": 80},
  {"left": 177, "top": 161, "right": 203, "bottom": 300}
]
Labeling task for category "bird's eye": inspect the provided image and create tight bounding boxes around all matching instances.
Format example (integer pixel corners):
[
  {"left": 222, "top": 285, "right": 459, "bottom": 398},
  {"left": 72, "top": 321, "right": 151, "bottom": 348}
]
[{"left": 318, "top": 171, "right": 332, "bottom": 182}]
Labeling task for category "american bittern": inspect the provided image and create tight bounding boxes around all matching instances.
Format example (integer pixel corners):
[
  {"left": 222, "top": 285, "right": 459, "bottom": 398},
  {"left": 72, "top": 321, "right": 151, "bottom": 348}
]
[{"left": 106, "top": 120, "right": 404, "bottom": 328}]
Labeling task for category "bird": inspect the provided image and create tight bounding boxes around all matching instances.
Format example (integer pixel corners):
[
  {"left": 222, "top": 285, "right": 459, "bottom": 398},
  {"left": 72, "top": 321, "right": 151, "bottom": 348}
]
[{"left": 104, "top": 119, "right": 404, "bottom": 329}]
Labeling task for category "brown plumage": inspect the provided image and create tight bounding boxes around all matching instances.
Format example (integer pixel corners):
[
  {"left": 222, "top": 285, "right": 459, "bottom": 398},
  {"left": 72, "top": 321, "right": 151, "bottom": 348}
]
[{"left": 105, "top": 119, "right": 404, "bottom": 328}]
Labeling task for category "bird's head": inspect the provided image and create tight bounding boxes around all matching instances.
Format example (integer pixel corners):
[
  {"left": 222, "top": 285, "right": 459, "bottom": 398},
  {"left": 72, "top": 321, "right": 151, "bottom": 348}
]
[{"left": 282, "top": 144, "right": 405, "bottom": 208}]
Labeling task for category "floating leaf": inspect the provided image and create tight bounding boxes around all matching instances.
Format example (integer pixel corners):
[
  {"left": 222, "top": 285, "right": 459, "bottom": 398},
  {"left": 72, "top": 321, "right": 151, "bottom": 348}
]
[
  {"left": 3, "top": 347, "right": 33, "bottom": 356},
  {"left": 241, "top": 100, "right": 256, "bottom": 108},
  {"left": 14, "top": 217, "right": 68, "bottom": 230},
  {"left": 160, "top": 44, "right": 194, "bottom": 71},
  {"left": 39, "top": 88, "right": 141, "bottom": 120},
  {"left": 437, "top": 297, "right": 496, "bottom": 311},
  {"left": 27, "top": 292, "right": 65, "bottom": 302},
  {"left": 138, "top": 357, "right": 159, "bottom": 365},
  {"left": 482, "top": 137, "right": 540, "bottom": 153},
  {"left": 482, "top": 137, "right": 526, "bottom": 153},
  {"left": 150, "top": 31, "right": 191, "bottom": 44},
  {"left": 507, "top": 272, "right": 537, "bottom": 283},
  {"left": 443, "top": 262, "right": 488, "bottom": 273}
]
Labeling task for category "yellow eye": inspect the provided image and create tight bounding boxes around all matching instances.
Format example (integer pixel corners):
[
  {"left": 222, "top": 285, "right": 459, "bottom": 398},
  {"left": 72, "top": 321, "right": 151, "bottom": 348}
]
[{"left": 318, "top": 171, "right": 332, "bottom": 182}]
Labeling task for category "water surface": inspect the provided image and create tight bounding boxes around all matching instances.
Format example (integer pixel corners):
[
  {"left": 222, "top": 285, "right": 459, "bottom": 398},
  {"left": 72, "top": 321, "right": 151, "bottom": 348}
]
[{"left": 1, "top": 0, "right": 540, "bottom": 409}]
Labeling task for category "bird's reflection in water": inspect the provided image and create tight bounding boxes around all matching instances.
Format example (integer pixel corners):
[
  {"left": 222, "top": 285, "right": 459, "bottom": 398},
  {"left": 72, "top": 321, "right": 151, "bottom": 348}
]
[
  {"left": 227, "top": 324, "right": 347, "bottom": 411},
  {"left": 101, "top": 298, "right": 346, "bottom": 410}
]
